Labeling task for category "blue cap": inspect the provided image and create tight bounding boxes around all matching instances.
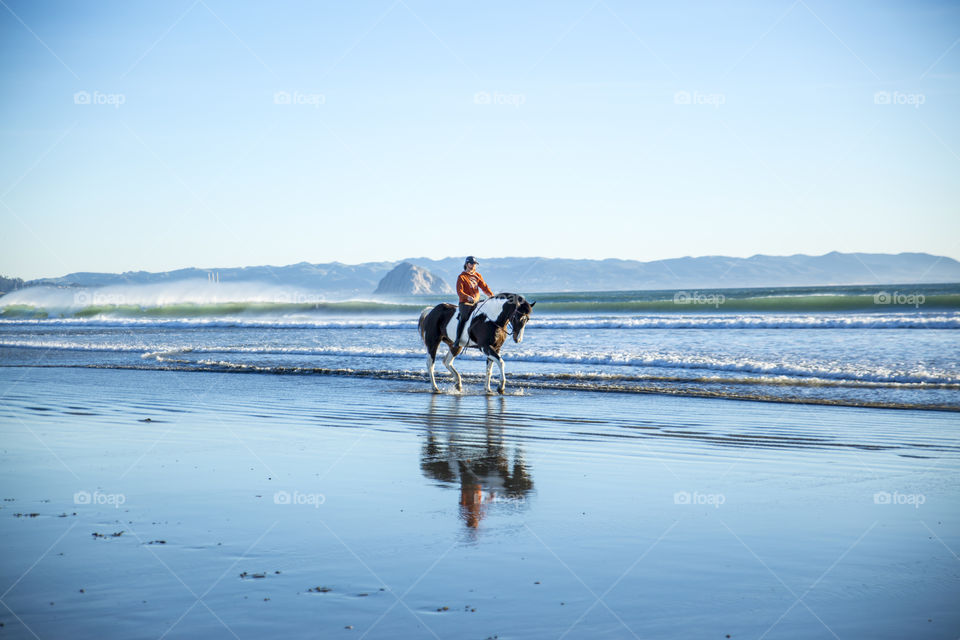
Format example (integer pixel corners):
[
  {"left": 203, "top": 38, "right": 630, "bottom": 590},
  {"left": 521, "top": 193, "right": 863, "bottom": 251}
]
[{"left": 464, "top": 256, "right": 479, "bottom": 264}]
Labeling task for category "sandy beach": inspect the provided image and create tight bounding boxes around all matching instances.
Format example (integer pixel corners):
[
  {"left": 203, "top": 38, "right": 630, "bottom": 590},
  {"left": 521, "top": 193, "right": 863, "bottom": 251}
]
[{"left": 2, "top": 365, "right": 958, "bottom": 639}]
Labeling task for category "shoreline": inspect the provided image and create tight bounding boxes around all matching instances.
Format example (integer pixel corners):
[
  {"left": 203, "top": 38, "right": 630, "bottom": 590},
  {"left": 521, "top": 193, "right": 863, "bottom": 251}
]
[{"left": 4, "top": 362, "right": 959, "bottom": 413}]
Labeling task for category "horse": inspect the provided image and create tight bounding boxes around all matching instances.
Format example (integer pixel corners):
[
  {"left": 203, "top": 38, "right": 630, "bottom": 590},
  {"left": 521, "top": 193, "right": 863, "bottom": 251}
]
[{"left": 418, "top": 293, "right": 535, "bottom": 394}]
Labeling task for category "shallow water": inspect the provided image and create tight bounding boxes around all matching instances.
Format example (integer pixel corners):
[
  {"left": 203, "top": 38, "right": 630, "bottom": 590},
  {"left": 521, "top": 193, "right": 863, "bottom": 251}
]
[{"left": 1, "top": 366, "right": 958, "bottom": 639}]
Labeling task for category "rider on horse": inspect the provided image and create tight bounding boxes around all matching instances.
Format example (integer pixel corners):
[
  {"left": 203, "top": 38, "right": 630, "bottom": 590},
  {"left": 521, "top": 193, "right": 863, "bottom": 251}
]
[{"left": 453, "top": 256, "right": 493, "bottom": 351}]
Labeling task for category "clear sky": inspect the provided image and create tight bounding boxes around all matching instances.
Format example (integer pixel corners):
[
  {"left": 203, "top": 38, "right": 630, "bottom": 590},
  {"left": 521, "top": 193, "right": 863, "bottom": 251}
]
[{"left": 1, "top": 0, "right": 958, "bottom": 279}]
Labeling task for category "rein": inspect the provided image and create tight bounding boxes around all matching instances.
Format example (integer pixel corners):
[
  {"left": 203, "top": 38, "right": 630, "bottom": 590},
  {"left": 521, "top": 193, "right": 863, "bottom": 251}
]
[
  {"left": 475, "top": 297, "right": 523, "bottom": 336},
  {"left": 506, "top": 309, "right": 524, "bottom": 336}
]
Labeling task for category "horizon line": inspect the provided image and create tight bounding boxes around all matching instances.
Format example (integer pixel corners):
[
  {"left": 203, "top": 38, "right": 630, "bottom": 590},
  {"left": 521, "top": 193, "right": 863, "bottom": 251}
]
[{"left": 5, "top": 250, "right": 956, "bottom": 282}]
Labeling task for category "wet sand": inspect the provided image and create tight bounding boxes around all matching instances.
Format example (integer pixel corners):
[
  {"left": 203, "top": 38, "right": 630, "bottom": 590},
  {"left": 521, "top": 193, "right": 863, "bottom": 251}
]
[{"left": 1, "top": 366, "right": 958, "bottom": 639}]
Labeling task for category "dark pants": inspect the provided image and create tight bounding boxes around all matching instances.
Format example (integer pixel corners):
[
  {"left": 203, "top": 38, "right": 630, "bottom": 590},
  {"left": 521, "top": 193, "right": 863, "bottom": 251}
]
[{"left": 455, "top": 302, "right": 475, "bottom": 346}]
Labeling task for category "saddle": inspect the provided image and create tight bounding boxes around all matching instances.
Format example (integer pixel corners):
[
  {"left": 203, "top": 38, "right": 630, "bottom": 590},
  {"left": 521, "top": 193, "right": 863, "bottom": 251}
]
[{"left": 453, "top": 307, "right": 479, "bottom": 349}]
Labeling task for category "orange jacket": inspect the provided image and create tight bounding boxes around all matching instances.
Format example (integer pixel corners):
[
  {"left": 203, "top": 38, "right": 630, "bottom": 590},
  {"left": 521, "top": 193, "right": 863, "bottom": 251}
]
[{"left": 456, "top": 270, "right": 493, "bottom": 304}]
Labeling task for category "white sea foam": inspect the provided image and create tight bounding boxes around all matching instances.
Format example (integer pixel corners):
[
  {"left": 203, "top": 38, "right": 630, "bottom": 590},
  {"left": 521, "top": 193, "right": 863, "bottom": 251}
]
[
  {"left": 0, "top": 280, "right": 339, "bottom": 311},
  {"left": 0, "top": 317, "right": 417, "bottom": 329},
  {"left": 4, "top": 339, "right": 957, "bottom": 386},
  {"left": 532, "top": 314, "right": 960, "bottom": 330},
  {"left": 2, "top": 313, "right": 959, "bottom": 330}
]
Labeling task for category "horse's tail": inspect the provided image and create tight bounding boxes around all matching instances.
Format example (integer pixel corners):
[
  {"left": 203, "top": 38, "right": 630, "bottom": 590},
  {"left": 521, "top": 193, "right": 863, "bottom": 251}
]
[{"left": 418, "top": 306, "right": 433, "bottom": 342}]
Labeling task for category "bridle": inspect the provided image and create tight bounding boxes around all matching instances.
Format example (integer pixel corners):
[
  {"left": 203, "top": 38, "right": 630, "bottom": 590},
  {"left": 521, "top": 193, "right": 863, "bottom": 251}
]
[
  {"left": 474, "top": 297, "right": 526, "bottom": 337},
  {"left": 506, "top": 307, "right": 527, "bottom": 337}
]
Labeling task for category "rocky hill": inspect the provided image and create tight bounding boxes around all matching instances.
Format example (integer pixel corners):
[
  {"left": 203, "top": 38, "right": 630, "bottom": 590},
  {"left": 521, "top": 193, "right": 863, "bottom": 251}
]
[{"left": 373, "top": 262, "right": 453, "bottom": 295}]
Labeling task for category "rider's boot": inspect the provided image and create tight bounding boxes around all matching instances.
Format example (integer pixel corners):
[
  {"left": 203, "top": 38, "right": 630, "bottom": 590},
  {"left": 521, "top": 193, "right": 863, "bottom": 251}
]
[{"left": 453, "top": 313, "right": 468, "bottom": 352}]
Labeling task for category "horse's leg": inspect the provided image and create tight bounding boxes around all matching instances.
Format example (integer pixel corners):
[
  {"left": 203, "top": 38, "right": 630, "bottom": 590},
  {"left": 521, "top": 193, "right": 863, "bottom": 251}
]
[
  {"left": 497, "top": 354, "right": 506, "bottom": 394},
  {"left": 427, "top": 354, "right": 439, "bottom": 393},
  {"left": 442, "top": 348, "right": 462, "bottom": 392},
  {"left": 426, "top": 341, "right": 441, "bottom": 393},
  {"left": 485, "top": 356, "right": 494, "bottom": 394}
]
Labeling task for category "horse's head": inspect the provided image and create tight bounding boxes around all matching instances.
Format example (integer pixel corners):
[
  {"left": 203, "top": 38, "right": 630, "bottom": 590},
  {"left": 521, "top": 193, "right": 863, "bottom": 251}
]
[{"left": 507, "top": 294, "right": 535, "bottom": 343}]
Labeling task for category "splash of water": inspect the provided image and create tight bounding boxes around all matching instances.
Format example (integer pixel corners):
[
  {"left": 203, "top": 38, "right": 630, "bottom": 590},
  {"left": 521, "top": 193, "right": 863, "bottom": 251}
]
[{"left": 0, "top": 280, "right": 338, "bottom": 313}]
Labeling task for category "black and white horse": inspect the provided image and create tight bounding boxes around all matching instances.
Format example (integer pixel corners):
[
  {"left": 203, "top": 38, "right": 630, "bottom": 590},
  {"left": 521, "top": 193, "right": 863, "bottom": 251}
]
[{"left": 418, "top": 293, "right": 535, "bottom": 394}]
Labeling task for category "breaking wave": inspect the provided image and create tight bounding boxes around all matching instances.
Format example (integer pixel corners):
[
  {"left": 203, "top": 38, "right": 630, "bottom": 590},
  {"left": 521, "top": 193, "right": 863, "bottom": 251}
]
[
  {"left": 2, "top": 281, "right": 958, "bottom": 320},
  {"left": 1, "top": 314, "right": 958, "bottom": 330}
]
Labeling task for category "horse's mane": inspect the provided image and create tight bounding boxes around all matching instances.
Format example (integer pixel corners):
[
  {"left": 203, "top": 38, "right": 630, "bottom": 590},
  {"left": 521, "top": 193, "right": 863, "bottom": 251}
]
[{"left": 490, "top": 292, "right": 532, "bottom": 309}]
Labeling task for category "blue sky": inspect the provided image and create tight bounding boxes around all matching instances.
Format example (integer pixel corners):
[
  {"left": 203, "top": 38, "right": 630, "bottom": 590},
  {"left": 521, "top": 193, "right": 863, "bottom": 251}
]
[{"left": 1, "top": 0, "right": 958, "bottom": 279}]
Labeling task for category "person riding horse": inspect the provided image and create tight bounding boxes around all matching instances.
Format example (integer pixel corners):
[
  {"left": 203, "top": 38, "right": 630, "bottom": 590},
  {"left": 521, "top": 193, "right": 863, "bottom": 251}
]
[
  {"left": 453, "top": 256, "right": 493, "bottom": 352},
  {"left": 419, "top": 281, "right": 535, "bottom": 394}
]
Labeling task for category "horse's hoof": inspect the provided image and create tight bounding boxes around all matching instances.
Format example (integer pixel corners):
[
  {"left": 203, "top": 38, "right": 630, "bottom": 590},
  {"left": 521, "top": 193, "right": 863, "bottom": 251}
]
[{"left": 498, "top": 388, "right": 505, "bottom": 395}]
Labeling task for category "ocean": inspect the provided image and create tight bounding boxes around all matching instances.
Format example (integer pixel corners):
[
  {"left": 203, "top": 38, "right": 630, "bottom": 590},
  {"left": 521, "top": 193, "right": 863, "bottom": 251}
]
[
  {"left": 2, "top": 282, "right": 958, "bottom": 410},
  {"left": 2, "top": 282, "right": 959, "bottom": 638}
]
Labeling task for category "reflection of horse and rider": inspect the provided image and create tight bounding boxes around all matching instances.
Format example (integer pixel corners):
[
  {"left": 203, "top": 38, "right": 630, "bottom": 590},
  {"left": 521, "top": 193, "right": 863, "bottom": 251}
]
[{"left": 420, "top": 395, "right": 534, "bottom": 529}]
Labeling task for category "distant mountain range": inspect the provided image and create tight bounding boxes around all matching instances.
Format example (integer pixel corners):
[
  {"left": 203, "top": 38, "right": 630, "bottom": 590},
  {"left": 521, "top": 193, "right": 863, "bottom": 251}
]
[{"left": 9, "top": 252, "right": 960, "bottom": 295}]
